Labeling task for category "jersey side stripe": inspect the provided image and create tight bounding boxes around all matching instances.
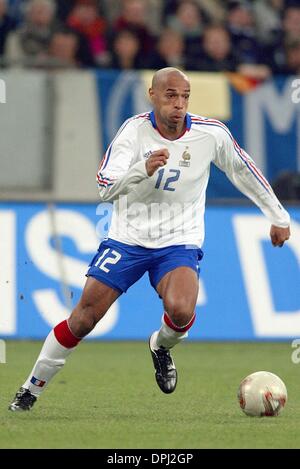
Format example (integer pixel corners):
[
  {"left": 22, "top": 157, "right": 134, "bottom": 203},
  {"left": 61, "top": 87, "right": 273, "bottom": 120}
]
[
  {"left": 99, "top": 145, "right": 113, "bottom": 172},
  {"left": 97, "top": 173, "right": 115, "bottom": 185},
  {"left": 191, "top": 120, "right": 272, "bottom": 194},
  {"left": 232, "top": 137, "right": 271, "bottom": 189},
  {"left": 97, "top": 177, "right": 114, "bottom": 187}
]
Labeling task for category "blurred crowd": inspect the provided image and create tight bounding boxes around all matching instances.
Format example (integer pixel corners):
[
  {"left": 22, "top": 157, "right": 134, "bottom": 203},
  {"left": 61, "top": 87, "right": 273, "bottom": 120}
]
[{"left": 0, "top": 0, "right": 300, "bottom": 79}]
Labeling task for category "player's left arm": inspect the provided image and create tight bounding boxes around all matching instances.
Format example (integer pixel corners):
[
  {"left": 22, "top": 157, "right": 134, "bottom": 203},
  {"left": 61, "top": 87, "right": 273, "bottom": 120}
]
[
  {"left": 97, "top": 119, "right": 149, "bottom": 202},
  {"left": 213, "top": 126, "right": 291, "bottom": 247},
  {"left": 270, "top": 225, "right": 290, "bottom": 247}
]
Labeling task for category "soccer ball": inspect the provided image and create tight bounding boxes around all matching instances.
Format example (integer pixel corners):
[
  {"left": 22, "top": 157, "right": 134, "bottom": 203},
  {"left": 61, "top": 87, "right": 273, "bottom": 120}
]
[{"left": 237, "top": 371, "right": 287, "bottom": 417}]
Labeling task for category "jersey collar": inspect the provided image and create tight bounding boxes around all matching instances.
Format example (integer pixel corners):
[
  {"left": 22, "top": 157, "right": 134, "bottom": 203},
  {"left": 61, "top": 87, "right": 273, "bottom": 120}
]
[{"left": 149, "top": 111, "right": 192, "bottom": 136}]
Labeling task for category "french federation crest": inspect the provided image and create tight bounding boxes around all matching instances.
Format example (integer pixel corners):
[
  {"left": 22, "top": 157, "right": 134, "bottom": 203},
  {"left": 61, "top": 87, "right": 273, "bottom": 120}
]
[{"left": 179, "top": 147, "right": 191, "bottom": 167}]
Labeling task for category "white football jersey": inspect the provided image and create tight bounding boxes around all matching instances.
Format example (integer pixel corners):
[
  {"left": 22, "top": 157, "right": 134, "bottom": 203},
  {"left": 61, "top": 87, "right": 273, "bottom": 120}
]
[{"left": 97, "top": 111, "right": 290, "bottom": 248}]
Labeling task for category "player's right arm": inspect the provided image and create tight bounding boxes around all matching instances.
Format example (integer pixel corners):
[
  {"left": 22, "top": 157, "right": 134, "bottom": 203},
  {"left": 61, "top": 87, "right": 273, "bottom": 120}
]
[{"left": 97, "top": 119, "right": 168, "bottom": 202}]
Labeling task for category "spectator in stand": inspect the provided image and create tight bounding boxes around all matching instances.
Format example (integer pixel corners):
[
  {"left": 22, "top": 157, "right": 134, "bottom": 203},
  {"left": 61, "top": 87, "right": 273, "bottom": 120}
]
[
  {"left": 186, "top": 24, "right": 238, "bottom": 72},
  {"left": 54, "top": 0, "right": 76, "bottom": 23},
  {"left": 227, "top": 0, "right": 265, "bottom": 65},
  {"left": 283, "top": 3, "right": 300, "bottom": 40},
  {"left": 146, "top": 28, "right": 185, "bottom": 69},
  {"left": 67, "top": 0, "right": 108, "bottom": 66},
  {"left": 226, "top": 1, "right": 272, "bottom": 83},
  {"left": 0, "top": 0, "right": 16, "bottom": 59},
  {"left": 286, "top": 37, "right": 300, "bottom": 74},
  {"left": 253, "top": 0, "right": 284, "bottom": 47},
  {"left": 166, "top": 0, "right": 204, "bottom": 59},
  {"left": 278, "top": 37, "right": 300, "bottom": 74},
  {"left": 23, "top": 27, "right": 89, "bottom": 69},
  {"left": 5, "top": 0, "right": 58, "bottom": 67},
  {"left": 46, "top": 29, "right": 80, "bottom": 68},
  {"left": 6, "top": 0, "right": 27, "bottom": 24},
  {"left": 268, "top": 4, "right": 300, "bottom": 73},
  {"left": 107, "top": 29, "right": 142, "bottom": 70},
  {"left": 102, "top": 0, "right": 163, "bottom": 35},
  {"left": 112, "top": 0, "right": 154, "bottom": 55},
  {"left": 163, "top": 0, "right": 225, "bottom": 25}
]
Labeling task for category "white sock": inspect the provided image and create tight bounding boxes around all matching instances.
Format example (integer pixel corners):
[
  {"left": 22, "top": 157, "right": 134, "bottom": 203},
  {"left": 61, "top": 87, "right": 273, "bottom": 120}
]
[
  {"left": 22, "top": 320, "right": 80, "bottom": 397},
  {"left": 153, "top": 325, "right": 187, "bottom": 349},
  {"left": 152, "top": 312, "right": 195, "bottom": 350}
]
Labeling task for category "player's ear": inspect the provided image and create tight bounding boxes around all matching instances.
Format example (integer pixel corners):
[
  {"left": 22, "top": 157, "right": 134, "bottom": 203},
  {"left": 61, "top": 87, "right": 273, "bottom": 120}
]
[{"left": 149, "top": 87, "right": 154, "bottom": 102}]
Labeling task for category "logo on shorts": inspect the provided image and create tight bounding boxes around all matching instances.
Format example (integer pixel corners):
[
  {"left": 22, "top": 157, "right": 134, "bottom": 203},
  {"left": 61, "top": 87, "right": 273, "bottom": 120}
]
[{"left": 179, "top": 147, "right": 191, "bottom": 167}]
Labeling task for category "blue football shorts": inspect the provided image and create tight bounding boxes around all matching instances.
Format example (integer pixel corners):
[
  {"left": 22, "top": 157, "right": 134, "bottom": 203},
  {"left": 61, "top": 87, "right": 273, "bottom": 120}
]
[{"left": 87, "top": 238, "right": 204, "bottom": 294}]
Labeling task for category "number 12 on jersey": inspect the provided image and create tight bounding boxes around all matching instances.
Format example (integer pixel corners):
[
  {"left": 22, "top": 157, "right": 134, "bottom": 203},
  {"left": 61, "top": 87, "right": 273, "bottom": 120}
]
[{"left": 155, "top": 168, "right": 181, "bottom": 192}]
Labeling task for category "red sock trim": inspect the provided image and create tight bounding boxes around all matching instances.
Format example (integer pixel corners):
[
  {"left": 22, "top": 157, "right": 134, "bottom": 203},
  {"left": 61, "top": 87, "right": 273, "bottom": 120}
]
[
  {"left": 54, "top": 320, "right": 81, "bottom": 348},
  {"left": 163, "top": 312, "right": 196, "bottom": 333}
]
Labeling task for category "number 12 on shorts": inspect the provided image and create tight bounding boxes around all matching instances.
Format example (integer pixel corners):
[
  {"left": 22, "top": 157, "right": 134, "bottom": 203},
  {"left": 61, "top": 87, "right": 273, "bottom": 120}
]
[{"left": 95, "top": 248, "right": 122, "bottom": 273}]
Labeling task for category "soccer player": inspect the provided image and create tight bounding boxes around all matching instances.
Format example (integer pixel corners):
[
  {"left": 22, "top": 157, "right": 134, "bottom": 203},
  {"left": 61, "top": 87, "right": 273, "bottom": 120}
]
[{"left": 9, "top": 67, "right": 290, "bottom": 411}]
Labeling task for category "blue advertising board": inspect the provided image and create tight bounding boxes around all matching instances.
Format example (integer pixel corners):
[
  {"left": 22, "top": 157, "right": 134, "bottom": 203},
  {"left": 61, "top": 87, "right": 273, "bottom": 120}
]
[{"left": 0, "top": 202, "right": 299, "bottom": 340}]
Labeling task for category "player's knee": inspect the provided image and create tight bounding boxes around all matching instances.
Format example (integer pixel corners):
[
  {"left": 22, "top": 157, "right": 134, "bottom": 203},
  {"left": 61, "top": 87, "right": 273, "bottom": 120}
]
[
  {"left": 164, "top": 297, "right": 193, "bottom": 327},
  {"left": 70, "top": 301, "right": 103, "bottom": 337},
  {"left": 78, "top": 312, "right": 97, "bottom": 336}
]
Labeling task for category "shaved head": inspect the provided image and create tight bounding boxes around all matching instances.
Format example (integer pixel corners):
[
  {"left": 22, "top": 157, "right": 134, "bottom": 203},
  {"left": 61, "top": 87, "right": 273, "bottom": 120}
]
[
  {"left": 151, "top": 67, "right": 189, "bottom": 89},
  {"left": 149, "top": 68, "right": 191, "bottom": 139}
]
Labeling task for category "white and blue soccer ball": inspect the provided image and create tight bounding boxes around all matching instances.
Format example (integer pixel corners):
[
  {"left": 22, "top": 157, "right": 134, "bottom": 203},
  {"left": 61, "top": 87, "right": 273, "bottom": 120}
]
[{"left": 238, "top": 371, "right": 287, "bottom": 417}]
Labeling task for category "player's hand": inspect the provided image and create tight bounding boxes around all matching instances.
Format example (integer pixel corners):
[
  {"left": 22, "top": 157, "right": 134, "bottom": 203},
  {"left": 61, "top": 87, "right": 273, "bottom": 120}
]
[
  {"left": 145, "top": 149, "right": 169, "bottom": 177},
  {"left": 270, "top": 225, "right": 290, "bottom": 247}
]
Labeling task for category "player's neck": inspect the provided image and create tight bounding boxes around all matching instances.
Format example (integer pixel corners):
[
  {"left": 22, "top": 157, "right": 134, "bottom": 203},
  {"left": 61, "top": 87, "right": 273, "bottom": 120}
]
[{"left": 155, "top": 116, "right": 186, "bottom": 141}]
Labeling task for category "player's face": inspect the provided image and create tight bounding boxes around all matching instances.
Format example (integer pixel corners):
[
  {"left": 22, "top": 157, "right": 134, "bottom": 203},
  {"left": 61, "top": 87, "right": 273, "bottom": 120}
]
[{"left": 149, "top": 75, "right": 190, "bottom": 129}]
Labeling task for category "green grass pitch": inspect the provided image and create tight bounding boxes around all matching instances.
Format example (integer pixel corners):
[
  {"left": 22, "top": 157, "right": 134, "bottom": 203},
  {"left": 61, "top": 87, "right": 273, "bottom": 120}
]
[{"left": 0, "top": 340, "right": 299, "bottom": 449}]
